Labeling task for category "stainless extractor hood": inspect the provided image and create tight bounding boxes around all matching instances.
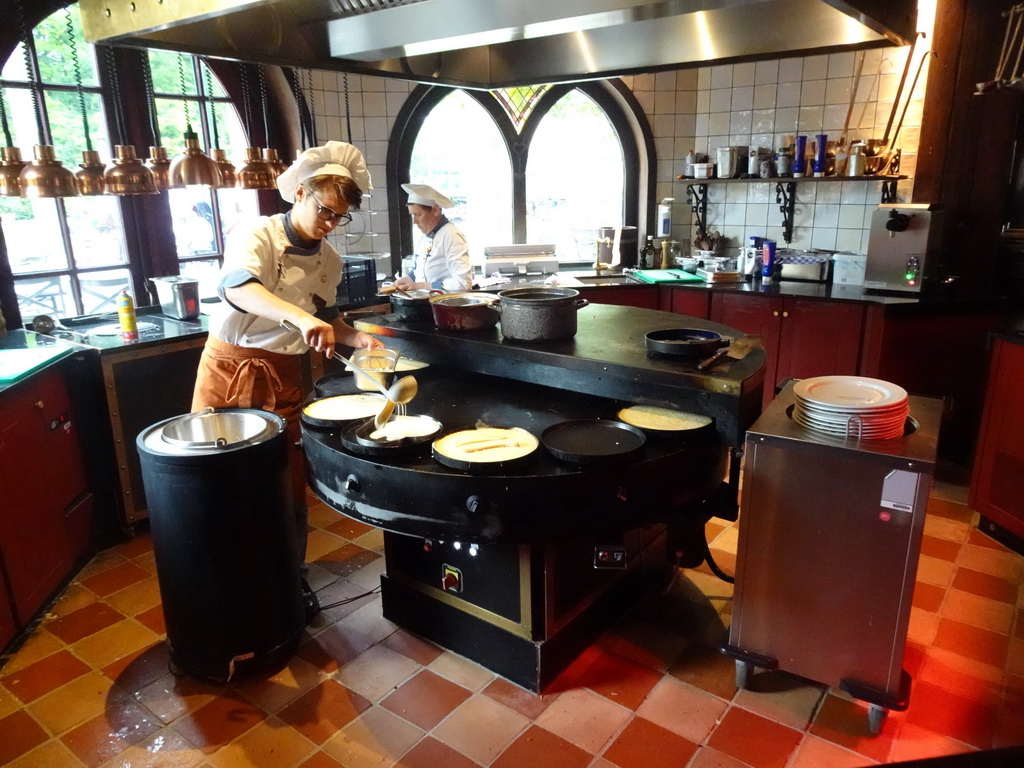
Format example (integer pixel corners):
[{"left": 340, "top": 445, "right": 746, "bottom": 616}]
[{"left": 79, "top": 0, "right": 917, "bottom": 90}]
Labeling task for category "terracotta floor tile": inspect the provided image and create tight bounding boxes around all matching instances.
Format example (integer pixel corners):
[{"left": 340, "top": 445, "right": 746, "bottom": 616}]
[
  {"left": 0, "top": 710, "right": 50, "bottom": 765},
  {"left": 788, "top": 734, "right": 878, "bottom": 768},
  {"left": 706, "top": 706, "right": 804, "bottom": 768},
  {"left": 60, "top": 696, "right": 163, "bottom": 768},
  {"left": 889, "top": 720, "right": 983, "bottom": 763},
  {"left": 277, "top": 679, "right": 372, "bottom": 745},
  {"left": 491, "top": 724, "right": 593, "bottom": 768},
  {"left": 427, "top": 650, "right": 494, "bottom": 691},
  {"left": 232, "top": 655, "right": 326, "bottom": 714},
  {"left": 912, "top": 581, "right": 946, "bottom": 612},
  {"left": 296, "top": 623, "right": 374, "bottom": 674},
  {"left": 933, "top": 617, "right": 1010, "bottom": 668},
  {"left": 44, "top": 602, "right": 126, "bottom": 644},
  {"left": 903, "top": 679, "right": 997, "bottom": 749},
  {"left": 324, "top": 516, "right": 375, "bottom": 540},
  {"left": 380, "top": 669, "right": 472, "bottom": 730},
  {"left": 601, "top": 715, "right": 700, "bottom": 768},
  {"left": 171, "top": 691, "right": 268, "bottom": 754},
  {"left": 731, "top": 670, "right": 825, "bottom": 731},
  {"left": 809, "top": 693, "right": 897, "bottom": 763},
  {"left": 634, "top": 676, "right": 727, "bottom": 744},
  {"left": 332, "top": 598, "right": 397, "bottom": 646},
  {"left": 482, "top": 677, "right": 554, "bottom": 720},
  {"left": 923, "top": 516, "right": 971, "bottom": 544},
  {"left": 926, "top": 498, "right": 974, "bottom": 523},
  {"left": 968, "top": 527, "right": 1014, "bottom": 551},
  {"left": 688, "top": 745, "right": 756, "bottom": 768},
  {"left": 135, "top": 604, "right": 167, "bottom": 636},
  {"left": 28, "top": 670, "right": 128, "bottom": 735},
  {"left": 101, "top": 642, "right": 172, "bottom": 694},
  {"left": 432, "top": 693, "right": 530, "bottom": 764},
  {"left": 957, "top": 545, "right": 1024, "bottom": 583},
  {"left": 76, "top": 550, "right": 129, "bottom": 580},
  {"left": 94, "top": 726, "right": 202, "bottom": 768},
  {"left": 79, "top": 561, "right": 151, "bottom": 598},
  {"left": 1016, "top": 608, "right": 1024, "bottom": 641},
  {"left": 334, "top": 642, "right": 420, "bottom": 701},
  {"left": 381, "top": 629, "right": 445, "bottom": 667},
  {"left": 72, "top": 618, "right": 160, "bottom": 670},
  {"left": 952, "top": 567, "right": 1020, "bottom": 605},
  {"left": 111, "top": 531, "right": 154, "bottom": 560},
  {"left": 320, "top": 705, "right": 423, "bottom": 768},
  {"left": 1, "top": 629, "right": 65, "bottom": 675},
  {"left": 919, "top": 534, "right": 962, "bottom": 562},
  {"left": 133, "top": 672, "right": 225, "bottom": 725},
  {"left": 596, "top": 618, "right": 687, "bottom": 674},
  {"left": 49, "top": 582, "right": 100, "bottom": 619},
  {"left": 205, "top": 715, "right": 315, "bottom": 768},
  {"left": 103, "top": 576, "right": 162, "bottom": 618},
  {"left": 572, "top": 648, "right": 663, "bottom": 710},
  {"left": 941, "top": 589, "right": 1016, "bottom": 634},
  {"left": 7, "top": 738, "right": 85, "bottom": 768},
  {"left": 297, "top": 751, "right": 347, "bottom": 768},
  {"left": 1, "top": 649, "right": 91, "bottom": 703},
  {"left": 315, "top": 542, "right": 381, "bottom": 578},
  {"left": 536, "top": 687, "right": 631, "bottom": 754},
  {"left": 667, "top": 641, "right": 738, "bottom": 700},
  {"left": 397, "top": 735, "right": 481, "bottom": 768},
  {"left": 915, "top": 555, "right": 956, "bottom": 588}
]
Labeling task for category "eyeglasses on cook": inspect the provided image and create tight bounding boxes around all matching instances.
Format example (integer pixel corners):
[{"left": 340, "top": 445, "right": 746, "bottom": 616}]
[{"left": 309, "top": 191, "right": 353, "bottom": 226}]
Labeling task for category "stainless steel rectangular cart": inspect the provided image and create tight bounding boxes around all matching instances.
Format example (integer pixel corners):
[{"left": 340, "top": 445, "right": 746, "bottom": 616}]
[{"left": 723, "top": 381, "right": 942, "bottom": 735}]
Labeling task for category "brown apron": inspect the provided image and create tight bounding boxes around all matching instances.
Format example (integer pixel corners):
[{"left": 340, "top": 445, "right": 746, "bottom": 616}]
[{"left": 192, "top": 335, "right": 308, "bottom": 513}]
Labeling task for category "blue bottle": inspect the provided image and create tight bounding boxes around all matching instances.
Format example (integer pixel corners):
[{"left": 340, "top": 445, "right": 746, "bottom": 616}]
[{"left": 761, "top": 240, "right": 777, "bottom": 283}]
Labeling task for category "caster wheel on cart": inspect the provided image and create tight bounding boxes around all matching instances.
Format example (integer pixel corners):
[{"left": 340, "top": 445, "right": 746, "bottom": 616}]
[
  {"left": 735, "top": 660, "right": 753, "bottom": 690},
  {"left": 867, "top": 704, "right": 888, "bottom": 736}
]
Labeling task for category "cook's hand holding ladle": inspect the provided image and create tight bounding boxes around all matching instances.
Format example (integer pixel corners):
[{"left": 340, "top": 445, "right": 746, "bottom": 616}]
[{"left": 280, "top": 319, "right": 417, "bottom": 430}]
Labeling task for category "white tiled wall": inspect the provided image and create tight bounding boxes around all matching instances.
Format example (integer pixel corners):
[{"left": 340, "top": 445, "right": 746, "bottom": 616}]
[{"left": 299, "top": 41, "right": 930, "bottom": 267}]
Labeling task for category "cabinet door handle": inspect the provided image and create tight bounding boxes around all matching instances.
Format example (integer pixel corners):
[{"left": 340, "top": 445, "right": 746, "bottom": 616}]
[
  {"left": 782, "top": 311, "right": 789, "bottom": 318},
  {"left": 772, "top": 310, "right": 779, "bottom": 317},
  {"left": 34, "top": 400, "right": 44, "bottom": 409}
]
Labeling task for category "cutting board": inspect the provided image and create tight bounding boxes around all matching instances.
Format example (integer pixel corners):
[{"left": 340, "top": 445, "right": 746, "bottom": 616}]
[
  {"left": 631, "top": 269, "right": 704, "bottom": 284},
  {"left": 0, "top": 347, "right": 73, "bottom": 383}
]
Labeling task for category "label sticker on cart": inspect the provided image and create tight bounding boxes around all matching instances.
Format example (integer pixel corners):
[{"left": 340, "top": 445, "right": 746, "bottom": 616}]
[{"left": 879, "top": 469, "right": 920, "bottom": 513}]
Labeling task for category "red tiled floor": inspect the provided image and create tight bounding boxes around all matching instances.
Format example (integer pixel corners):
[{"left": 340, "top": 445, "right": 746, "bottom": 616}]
[
  {"left": 135, "top": 603, "right": 166, "bottom": 635},
  {"left": 809, "top": 693, "right": 897, "bottom": 763},
  {"left": 44, "top": 601, "right": 126, "bottom": 643},
  {"left": 0, "top": 649, "right": 91, "bottom": 702},
  {"left": 919, "top": 533, "right": 962, "bottom": 562},
  {"left": 0, "top": 709, "right": 49, "bottom": 764},
  {"left": 601, "top": 715, "right": 700, "bottom": 768},
  {"left": 933, "top": 617, "right": 1011, "bottom": 668},
  {"left": 296, "top": 623, "right": 375, "bottom": 673},
  {"left": 278, "top": 679, "right": 372, "bottom": 744},
  {"left": 912, "top": 580, "right": 946, "bottom": 612},
  {"left": 78, "top": 560, "right": 151, "bottom": 597},
  {"left": 926, "top": 497, "right": 974, "bottom": 522},
  {"left": 707, "top": 706, "right": 804, "bottom": 768},
  {"left": 315, "top": 542, "right": 381, "bottom": 576},
  {"left": 101, "top": 642, "right": 173, "bottom": 693},
  {"left": 483, "top": 677, "right": 555, "bottom": 720},
  {"left": 324, "top": 516, "right": 376, "bottom": 539},
  {"left": 171, "top": 691, "right": 268, "bottom": 753},
  {"left": 491, "top": 724, "right": 592, "bottom": 768},
  {"left": 298, "top": 752, "right": 347, "bottom": 768},
  {"left": 668, "top": 641, "right": 740, "bottom": 699},
  {"left": 567, "top": 648, "right": 664, "bottom": 710},
  {"left": 903, "top": 679, "right": 998, "bottom": 749},
  {"left": 952, "top": 567, "right": 1020, "bottom": 605},
  {"left": 380, "top": 669, "right": 472, "bottom": 730},
  {"left": 398, "top": 735, "right": 482, "bottom": 768},
  {"left": 60, "top": 696, "right": 164, "bottom": 768},
  {"left": 381, "top": 628, "right": 445, "bottom": 667}
]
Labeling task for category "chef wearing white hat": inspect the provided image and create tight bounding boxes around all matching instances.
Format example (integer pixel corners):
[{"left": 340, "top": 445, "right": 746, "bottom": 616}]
[
  {"left": 395, "top": 183, "right": 474, "bottom": 292},
  {"left": 192, "top": 141, "right": 382, "bottom": 614}
]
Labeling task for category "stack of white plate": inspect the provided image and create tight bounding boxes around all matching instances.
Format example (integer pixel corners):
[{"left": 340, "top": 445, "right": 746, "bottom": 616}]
[{"left": 792, "top": 376, "right": 909, "bottom": 440}]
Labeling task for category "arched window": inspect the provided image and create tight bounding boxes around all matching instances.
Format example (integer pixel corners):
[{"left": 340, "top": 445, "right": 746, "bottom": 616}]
[
  {"left": 0, "top": 4, "right": 258, "bottom": 322},
  {"left": 390, "top": 80, "right": 651, "bottom": 270}
]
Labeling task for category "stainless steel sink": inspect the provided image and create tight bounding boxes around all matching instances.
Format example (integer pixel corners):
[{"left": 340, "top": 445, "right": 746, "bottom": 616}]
[{"left": 557, "top": 273, "right": 638, "bottom": 286}]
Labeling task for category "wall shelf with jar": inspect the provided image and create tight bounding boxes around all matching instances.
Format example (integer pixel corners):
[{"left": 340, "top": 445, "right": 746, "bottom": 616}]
[{"left": 677, "top": 174, "right": 907, "bottom": 245}]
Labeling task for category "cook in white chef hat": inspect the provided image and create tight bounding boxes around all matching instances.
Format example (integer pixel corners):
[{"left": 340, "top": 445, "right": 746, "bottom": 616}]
[
  {"left": 277, "top": 141, "right": 373, "bottom": 203},
  {"left": 402, "top": 183, "right": 455, "bottom": 209}
]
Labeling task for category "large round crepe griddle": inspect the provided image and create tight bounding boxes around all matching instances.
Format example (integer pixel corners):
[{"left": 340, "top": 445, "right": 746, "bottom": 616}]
[
  {"left": 541, "top": 419, "right": 646, "bottom": 465},
  {"left": 300, "top": 393, "right": 387, "bottom": 429},
  {"left": 432, "top": 427, "right": 539, "bottom": 473}
]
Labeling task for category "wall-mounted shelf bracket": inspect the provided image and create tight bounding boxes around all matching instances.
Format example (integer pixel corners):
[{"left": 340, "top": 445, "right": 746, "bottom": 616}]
[
  {"left": 881, "top": 180, "right": 898, "bottom": 204},
  {"left": 775, "top": 181, "right": 796, "bottom": 244},
  {"left": 686, "top": 183, "right": 708, "bottom": 235}
]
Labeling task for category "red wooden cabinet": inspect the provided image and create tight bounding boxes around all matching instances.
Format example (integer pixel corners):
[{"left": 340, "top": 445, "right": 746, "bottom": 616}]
[
  {"left": 663, "top": 287, "right": 711, "bottom": 319},
  {"left": 582, "top": 285, "right": 659, "bottom": 309},
  {"left": 970, "top": 337, "right": 1024, "bottom": 545},
  {"left": 0, "top": 569, "right": 15, "bottom": 651},
  {"left": 710, "top": 293, "right": 867, "bottom": 408},
  {"left": 0, "top": 364, "right": 84, "bottom": 625}
]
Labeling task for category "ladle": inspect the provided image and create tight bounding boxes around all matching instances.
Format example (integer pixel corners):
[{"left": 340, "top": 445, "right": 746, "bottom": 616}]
[{"left": 279, "top": 320, "right": 418, "bottom": 429}]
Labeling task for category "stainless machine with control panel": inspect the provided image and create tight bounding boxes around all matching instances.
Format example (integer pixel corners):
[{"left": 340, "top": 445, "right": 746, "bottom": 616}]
[{"left": 865, "top": 203, "right": 944, "bottom": 293}]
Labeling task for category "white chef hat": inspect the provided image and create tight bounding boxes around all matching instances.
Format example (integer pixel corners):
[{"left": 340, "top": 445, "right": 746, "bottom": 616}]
[
  {"left": 277, "top": 141, "right": 372, "bottom": 203},
  {"left": 402, "top": 183, "right": 455, "bottom": 209}
]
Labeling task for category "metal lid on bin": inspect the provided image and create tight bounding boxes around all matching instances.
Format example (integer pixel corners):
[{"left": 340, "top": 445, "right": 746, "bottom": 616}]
[{"left": 139, "top": 408, "right": 285, "bottom": 456}]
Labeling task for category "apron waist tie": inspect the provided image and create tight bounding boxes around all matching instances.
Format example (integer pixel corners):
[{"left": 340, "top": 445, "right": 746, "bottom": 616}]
[{"left": 225, "top": 357, "right": 284, "bottom": 411}]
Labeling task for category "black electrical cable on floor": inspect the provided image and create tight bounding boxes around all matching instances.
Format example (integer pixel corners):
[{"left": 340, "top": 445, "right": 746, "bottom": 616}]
[
  {"left": 703, "top": 538, "right": 735, "bottom": 584},
  {"left": 316, "top": 585, "right": 381, "bottom": 611}
]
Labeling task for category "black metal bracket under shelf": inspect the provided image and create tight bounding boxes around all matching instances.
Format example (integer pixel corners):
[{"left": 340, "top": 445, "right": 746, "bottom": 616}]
[
  {"left": 775, "top": 181, "right": 796, "bottom": 245},
  {"left": 686, "top": 183, "right": 708, "bottom": 236}
]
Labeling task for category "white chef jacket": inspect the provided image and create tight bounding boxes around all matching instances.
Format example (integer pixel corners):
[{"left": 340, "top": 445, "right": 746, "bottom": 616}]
[
  {"left": 209, "top": 213, "right": 342, "bottom": 354},
  {"left": 411, "top": 218, "right": 474, "bottom": 292}
]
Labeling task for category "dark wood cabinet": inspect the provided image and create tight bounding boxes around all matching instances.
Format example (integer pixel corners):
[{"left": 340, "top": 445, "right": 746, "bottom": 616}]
[
  {"left": 970, "top": 337, "right": 1024, "bottom": 548},
  {"left": 710, "top": 293, "right": 866, "bottom": 408},
  {"left": 0, "top": 363, "right": 84, "bottom": 624},
  {"left": 582, "top": 285, "right": 659, "bottom": 309},
  {"left": 0, "top": 569, "right": 15, "bottom": 651},
  {"left": 662, "top": 287, "right": 711, "bottom": 319}
]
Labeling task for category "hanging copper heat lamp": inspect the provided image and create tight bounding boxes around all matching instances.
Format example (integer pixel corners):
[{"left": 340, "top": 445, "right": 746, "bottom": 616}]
[
  {"left": 262, "top": 147, "right": 288, "bottom": 179},
  {"left": 97, "top": 45, "right": 155, "bottom": 195},
  {"left": 63, "top": 6, "right": 107, "bottom": 196},
  {"left": 167, "top": 54, "right": 220, "bottom": 188},
  {"left": 0, "top": 146, "right": 26, "bottom": 197},
  {"left": 145, "top": 146, "right": 171, "bottom": 190},
  {"left": 20, "top": 144, "right": 79, "bottom": 198},
  {"left": 211, "top": 148, "right": 236, "bottom": 187},
  {"left": 236, "top": 145, "right": 277, "bottom": 189}
]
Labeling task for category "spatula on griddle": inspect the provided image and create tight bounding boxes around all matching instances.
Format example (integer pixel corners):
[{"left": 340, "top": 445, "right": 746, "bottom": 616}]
[{"left": 697, "top": 334, "right": 762, "bottom": 371}]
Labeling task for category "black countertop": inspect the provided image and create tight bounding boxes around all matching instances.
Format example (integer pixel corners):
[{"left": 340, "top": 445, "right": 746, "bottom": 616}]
[
  {"left": 0, "top": 330, "right": 93, "bottom": 395},
  {"left": 48, "top": 307, "right": 209, "bottom": 352}
]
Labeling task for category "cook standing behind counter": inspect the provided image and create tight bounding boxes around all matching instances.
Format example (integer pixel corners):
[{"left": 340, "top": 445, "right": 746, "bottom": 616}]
[
  {"left": 191, "top": 141, "right": 382, "bottom": 615},
  {"left": 395, "top": 183, "right": 475, "bottom": 292}
]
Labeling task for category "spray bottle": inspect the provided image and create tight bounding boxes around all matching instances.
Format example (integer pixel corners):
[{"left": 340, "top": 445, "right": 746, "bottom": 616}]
[
  {"left": 117, "top": 289, "right": 139, "bottom": 341},
  {"left": 657, "top": 198, "right": 674, "bottom": 238}
]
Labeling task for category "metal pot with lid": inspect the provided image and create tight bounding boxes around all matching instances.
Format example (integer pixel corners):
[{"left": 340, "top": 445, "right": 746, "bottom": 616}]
[
  {"left": 389, "top": 288, "right": 444, "bottom": 323},
  {"left": 494, "top": 287, "right": 590, "bottom": 343},
  {"left": 140, "top": 407, "right": 284, "bottom": 456}
]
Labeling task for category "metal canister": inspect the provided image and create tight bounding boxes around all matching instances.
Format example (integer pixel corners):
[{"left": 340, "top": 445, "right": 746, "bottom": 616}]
[{"left": 776, "top": 149, "right": 793, "bottom": 177}]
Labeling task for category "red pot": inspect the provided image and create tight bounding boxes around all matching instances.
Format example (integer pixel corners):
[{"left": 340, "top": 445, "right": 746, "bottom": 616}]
[{"left": 429, "top": 292, "right": 500, "bottom": 331}]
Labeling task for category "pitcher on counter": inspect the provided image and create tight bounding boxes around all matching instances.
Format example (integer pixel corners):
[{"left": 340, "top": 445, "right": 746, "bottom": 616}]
[
  {"left": 395, "top": 183, "right": 475, "bottom": 292},
  {"left": 191, "top": 141, "right": 382, "bottom": 618}
]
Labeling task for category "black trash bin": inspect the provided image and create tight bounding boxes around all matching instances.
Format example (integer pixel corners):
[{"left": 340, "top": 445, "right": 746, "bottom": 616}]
[{"left": 137, "top": 408, "right": 304, "bottom": 682}]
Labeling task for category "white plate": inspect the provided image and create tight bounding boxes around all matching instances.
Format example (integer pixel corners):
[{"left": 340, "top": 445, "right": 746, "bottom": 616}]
[
  {"left": 794, "top": 404, "right": 907, "bottom": 431},
  {"left": 793, "top": 376, "right": 908, "bottom": 409},
  {"left": 794, "top": 396, "right": 909, "bottom": 415},
  {"left": 793, "top": 410, "right": 906, "bottom": 439}
]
